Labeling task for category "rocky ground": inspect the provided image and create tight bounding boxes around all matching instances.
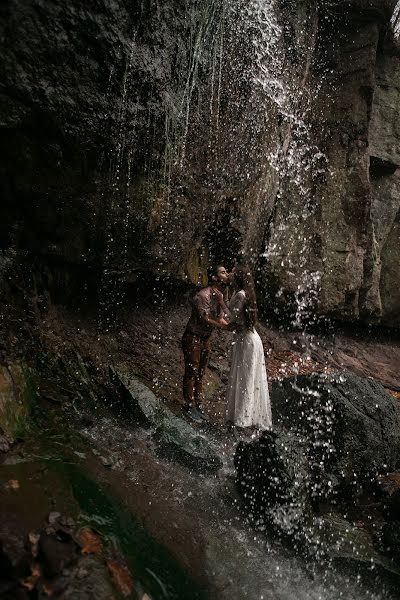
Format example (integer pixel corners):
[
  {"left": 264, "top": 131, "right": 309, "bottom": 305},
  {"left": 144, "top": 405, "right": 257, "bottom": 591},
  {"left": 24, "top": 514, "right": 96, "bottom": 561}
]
[
  {"left": 30, "top": 298, "right": 400, "bottom": 421},
  {"left": 2, "top": 291, "right": 400, "bottom": 599}
]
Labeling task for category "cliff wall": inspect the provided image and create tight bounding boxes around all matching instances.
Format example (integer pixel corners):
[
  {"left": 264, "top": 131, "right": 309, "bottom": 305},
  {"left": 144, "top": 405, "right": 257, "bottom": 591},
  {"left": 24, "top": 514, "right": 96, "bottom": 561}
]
[{"left": 1, "top": 0, "right": 399, "bottom": 325}]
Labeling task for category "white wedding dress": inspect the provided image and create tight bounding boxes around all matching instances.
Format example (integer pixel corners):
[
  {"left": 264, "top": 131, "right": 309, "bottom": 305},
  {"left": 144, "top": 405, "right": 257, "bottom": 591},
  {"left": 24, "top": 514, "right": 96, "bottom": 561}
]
[{"left": 226, "top": 290, "right": 272, "bottom": 429}]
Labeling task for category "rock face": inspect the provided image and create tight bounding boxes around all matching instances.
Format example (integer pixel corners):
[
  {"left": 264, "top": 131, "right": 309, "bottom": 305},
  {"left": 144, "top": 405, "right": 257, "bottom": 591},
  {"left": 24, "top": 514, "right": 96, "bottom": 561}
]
[
  {"left": 235, "top": 430, "right": 311, "bottom": 535},
  {"left": 1, "top": 1, "right": 400, "bottom": 325},
  {"left": 0, "top": 362, "right": 36, "bottom": 442},
  {"left": 271, "top": 371, "right": 400, "bottom": 493},
  {"left": 236, "top": 371, "right": 400, "bottom": 516}
]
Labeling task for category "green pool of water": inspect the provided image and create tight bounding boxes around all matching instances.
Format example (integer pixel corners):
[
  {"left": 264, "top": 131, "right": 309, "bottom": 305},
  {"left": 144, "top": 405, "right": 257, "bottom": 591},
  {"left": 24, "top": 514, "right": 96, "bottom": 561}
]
[{"left": 62, "top": 462, "right": 207, "bottom": 600}]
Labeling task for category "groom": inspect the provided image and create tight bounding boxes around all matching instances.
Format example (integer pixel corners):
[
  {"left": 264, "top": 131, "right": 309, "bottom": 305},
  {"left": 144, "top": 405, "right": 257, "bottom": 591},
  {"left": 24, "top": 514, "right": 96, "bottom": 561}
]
[{"left": 182, "top": 264, "right": 231, "bottom": 423}]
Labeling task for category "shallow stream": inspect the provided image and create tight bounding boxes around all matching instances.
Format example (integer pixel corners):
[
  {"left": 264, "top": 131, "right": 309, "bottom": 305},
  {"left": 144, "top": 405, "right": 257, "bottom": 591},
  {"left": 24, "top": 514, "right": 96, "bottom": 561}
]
[{"left": 2, "top": 399, "right": 399, "bottom": 600}]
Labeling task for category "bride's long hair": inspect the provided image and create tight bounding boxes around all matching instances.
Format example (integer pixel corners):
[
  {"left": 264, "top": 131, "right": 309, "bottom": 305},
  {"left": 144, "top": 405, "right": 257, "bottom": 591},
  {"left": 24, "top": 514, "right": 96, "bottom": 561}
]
[{"left": 233, "top": 264, "right": 258, "bottom": 328}]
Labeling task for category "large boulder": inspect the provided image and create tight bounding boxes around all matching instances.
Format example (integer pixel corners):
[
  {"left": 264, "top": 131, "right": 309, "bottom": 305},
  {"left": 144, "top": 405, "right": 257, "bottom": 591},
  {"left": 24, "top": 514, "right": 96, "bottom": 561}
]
[
  {"left": 235, "top": 372, "right": 400, "bottom": 566},
  {"left": 235, "top": 430, "right": 312, "bottom": 536},
  {"left": 110, "top": 368, "right": 222, "bottom": 474},
  {"left": 271, "top": 371, "right": 400, "bottom": 496}
]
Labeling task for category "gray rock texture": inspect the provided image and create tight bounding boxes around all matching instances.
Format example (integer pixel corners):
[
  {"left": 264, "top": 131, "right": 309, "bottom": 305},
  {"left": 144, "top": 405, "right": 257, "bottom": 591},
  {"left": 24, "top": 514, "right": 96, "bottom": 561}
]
[
  {"left": 271, "top": 371, "right": 400, "bottom": 492},
  {"left": 1, "top": 0, "right": 400, "bottom": 325},
  {"left": 111, "top": 367, "right": 222, "bottom": 473}
]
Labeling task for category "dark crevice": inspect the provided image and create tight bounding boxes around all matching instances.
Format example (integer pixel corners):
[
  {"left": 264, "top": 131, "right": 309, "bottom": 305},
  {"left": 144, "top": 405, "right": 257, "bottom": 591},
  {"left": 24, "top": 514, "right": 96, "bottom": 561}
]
[{"left": 369, "top": 156, "right": 399, "bottom": 179}]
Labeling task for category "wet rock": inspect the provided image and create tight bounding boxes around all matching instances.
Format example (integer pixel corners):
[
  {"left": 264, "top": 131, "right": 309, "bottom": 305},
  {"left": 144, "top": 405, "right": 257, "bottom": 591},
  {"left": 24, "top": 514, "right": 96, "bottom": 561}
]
[
  {"left": 38, "top": 532, "right": 78, "bottom": 578},
  {"left": 109, "top": 367, "right": 161, "bottom": 426},
  {"left": 314, "top": 512, "right": 399, "bottom": 574},
  {"left": 111, "top": 368, "right": 222, "bottom": 473},
  {"left": 208, "top": 360, "right": 229, "bottom": 377},
  {"left": 235, "top": 372, "right": 400, "bottom": 568},
  {"left": 1, "top": 0, "right": 399, "bottom": 328},
  {"left": 381, "top": 521, "right": 400, "bottom": 563},
  {"left": 271, "top": 371, "right": 400, "bottom": 497},
  {"left": 56, "top": 556, "right": 117, "bottom": 600},
  {"left": 235, "top": 430, "right": 311, "bottom": 536},
  {"left": 378, "top": 473, "right": 400, "bottom": 521},
  {"left": 0, "top": 363, "right": 37, "bottom": 438},
  {"left": 152, "top": 418, "right": 222, "bottom": 474},
  {"left": 235, "top": 430, "right": 400, "bottom": 573}
]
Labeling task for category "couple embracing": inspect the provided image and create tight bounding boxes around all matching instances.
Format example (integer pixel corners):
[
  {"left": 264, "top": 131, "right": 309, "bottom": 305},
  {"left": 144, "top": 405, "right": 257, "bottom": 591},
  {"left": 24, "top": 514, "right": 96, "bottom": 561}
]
[{"left": 182, "top": 264, "right": 272, "bottom": 430}]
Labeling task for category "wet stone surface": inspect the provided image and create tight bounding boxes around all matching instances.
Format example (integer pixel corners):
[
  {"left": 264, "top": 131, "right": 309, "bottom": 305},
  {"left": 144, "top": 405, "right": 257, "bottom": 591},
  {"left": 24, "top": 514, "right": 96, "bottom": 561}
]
[
  {"left": 111, "top": 368, "right": 222, "bottom": 474},
  {"left": 235, "top": 372, "right": 400, "bottom": 576},
  {"left": 271, "top": 371, "right": 400, "bottom": 497}
]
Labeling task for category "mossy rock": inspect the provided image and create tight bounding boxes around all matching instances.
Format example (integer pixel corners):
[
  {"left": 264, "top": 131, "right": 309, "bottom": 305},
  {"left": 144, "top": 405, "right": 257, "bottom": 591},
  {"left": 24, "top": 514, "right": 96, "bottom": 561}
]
[
  {"left": 0, "top": 362, "right": 37, "bottom": 438},
  {"left": 111, "top": 367, "right": 222, "bottom": 473}
]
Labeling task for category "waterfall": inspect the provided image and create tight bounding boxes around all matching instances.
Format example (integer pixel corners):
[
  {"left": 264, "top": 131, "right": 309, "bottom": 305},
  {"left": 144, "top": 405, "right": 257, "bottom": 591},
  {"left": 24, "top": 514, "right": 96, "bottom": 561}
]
[
  {"left": 236, "top": 0, "right": 325, "bottom": 327},
  {"left": 240, "top": 0, "right": 287, "bottom": 111},
  {"left": 392, "top": 1, "right": 400, "bottom": 38}
]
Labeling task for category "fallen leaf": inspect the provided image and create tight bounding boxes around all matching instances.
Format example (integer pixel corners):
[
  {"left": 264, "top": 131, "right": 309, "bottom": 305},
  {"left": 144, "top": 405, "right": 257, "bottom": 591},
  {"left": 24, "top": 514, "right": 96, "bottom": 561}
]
[
  {"left": 354, "top": 521, "right": 364, "bottom": 528},
  {"left": 78, "top": 528, "right": 102, "bottom": 555},
  {"left": 28, "top": 531, "right": 40, "bottom": 557},
  {"left": 142, "top": 594, "right": 152, "bottom": 600},
  {"left": 4, "top": 479, "right": 19, "bottom": 491},
  {"left": 106, "top": 559, "right": 133, "bottom": 598},
  {"left": 21, "top": 563, "right": 41, "bottom": 590},
  {"left": 42, "top": 582, "right": 54, "bottom": 596}
]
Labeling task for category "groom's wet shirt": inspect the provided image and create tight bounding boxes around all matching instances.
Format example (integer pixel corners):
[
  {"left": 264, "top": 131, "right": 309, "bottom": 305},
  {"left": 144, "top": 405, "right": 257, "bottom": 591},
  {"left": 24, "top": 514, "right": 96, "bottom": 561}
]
[{"left": 185, "top": 286, "right": 226, "bottom": 338}]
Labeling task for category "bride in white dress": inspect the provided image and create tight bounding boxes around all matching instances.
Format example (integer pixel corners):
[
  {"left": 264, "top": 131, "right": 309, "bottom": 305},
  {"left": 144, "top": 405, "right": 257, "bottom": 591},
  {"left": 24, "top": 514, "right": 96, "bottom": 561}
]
[{"left": 226, "top": 265, "right": 272, "bottom": 430}]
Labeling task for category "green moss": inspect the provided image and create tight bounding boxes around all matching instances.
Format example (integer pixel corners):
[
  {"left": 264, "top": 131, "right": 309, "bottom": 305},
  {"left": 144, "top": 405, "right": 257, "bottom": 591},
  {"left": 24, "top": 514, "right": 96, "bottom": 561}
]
[{"left": 0, "top": 363, "right": 37, "bottom": 437}]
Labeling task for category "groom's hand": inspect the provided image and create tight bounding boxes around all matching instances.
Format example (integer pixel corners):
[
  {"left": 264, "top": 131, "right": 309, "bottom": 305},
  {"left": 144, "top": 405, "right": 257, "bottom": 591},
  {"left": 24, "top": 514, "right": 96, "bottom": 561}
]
[
  {"left": 217, "top": 318, "right": 230, "bottom": 330},
  {"left": 227, "top": 323, "right": 244, "bottom": 332}
]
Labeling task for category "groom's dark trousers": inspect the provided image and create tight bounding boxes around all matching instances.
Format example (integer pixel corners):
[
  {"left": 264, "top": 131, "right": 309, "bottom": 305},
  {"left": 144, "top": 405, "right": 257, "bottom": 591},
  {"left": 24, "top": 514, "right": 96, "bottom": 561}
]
[
  {"left": 182, "top": 285, "right": 226, "bottom": 407},
  {"left": 182, "top": 331, "right": 211, "bottom": 407}
]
